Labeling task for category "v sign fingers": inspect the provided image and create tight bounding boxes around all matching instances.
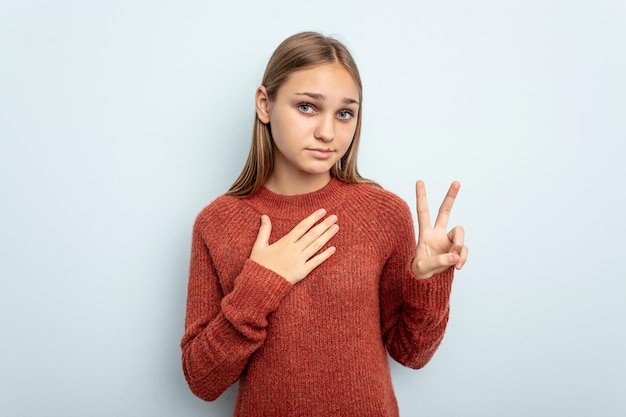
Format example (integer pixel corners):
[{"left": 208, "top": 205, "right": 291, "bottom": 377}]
[
  {"left": 434, "top": 181, "right": 460, "bottom": 230},
  {"left": 412, "top": 180, "right": 467, "bottom": 279},
  {"left": 414, "top": 180, "right": 431, "bottom": 234}
]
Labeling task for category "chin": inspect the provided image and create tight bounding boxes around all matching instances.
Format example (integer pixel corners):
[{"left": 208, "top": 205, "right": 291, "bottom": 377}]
[{"left": 300, "top": 164, "right": 336, "bottom": 176}]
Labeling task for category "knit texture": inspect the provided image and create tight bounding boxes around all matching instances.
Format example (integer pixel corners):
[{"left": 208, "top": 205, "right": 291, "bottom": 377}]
[{"left": 181, "top": 178, "right": 454, "bottom": 417}]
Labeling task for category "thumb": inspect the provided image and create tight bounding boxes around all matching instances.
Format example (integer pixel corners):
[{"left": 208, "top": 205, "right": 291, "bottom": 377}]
[
  {"left": 413, "top": 253, "right": 458, "bottom": 278},
  {"left": 252, "top": 215, "right": 272, "bottom": 250}
]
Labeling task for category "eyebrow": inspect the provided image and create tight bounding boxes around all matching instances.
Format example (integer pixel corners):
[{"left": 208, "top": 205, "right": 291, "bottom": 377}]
[{"left": 294, "top": 92, "right": 360, "bottom": 106}]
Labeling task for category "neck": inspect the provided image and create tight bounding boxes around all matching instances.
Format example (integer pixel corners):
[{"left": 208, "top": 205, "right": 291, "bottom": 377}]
[{"left": 265, "top": 171, "right": 331, "bottom": 196}]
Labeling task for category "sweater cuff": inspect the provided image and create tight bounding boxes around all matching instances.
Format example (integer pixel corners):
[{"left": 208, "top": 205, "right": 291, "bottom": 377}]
[
  {"left": 222, "top": 259, "right": 292, "bottom": 323},
  {"left": 403, "top": 267, "right": 454, "bottom": 310}
]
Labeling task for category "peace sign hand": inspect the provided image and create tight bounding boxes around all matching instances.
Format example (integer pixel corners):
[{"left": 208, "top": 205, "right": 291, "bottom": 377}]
[{"left": 412, "top": 180, "right": 468, "bottom": 279}]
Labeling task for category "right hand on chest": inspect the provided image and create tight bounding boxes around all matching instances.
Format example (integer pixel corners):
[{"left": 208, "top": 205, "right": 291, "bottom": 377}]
[{"left": 249, "top": 209, "right": 339, "bottom": 284}]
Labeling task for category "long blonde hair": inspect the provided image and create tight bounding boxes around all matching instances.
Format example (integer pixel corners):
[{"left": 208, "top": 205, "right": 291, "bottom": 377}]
[{"left": 227, "top": 32, "right": 377, "bottom": 197}]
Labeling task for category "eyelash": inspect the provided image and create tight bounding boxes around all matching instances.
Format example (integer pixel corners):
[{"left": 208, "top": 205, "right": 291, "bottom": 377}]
[
  {"left": 297, "top": 102, "right": 355, "bottom": 120},
  {"left": 298, "top": 103, "right": 315, "bottom": 114},
  {"left": 337, "top": 110, "right": 354, "bottom": 120}
]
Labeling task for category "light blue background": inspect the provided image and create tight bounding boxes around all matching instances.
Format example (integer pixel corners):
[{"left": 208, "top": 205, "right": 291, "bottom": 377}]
[{"left": 2, "top": 1, "right": 625, "bottom": 416}]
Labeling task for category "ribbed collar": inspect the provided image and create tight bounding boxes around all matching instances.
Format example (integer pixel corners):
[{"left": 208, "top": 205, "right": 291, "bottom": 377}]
[{"left": 245, "top": 178, "right": 349, "bottom": 220}]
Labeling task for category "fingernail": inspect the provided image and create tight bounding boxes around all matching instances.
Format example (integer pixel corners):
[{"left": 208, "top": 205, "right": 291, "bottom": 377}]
[
  {"left": 261, "top": 215, "right": 268, "bottom": 223},
  {"left": 329, "top": 214, "right": 338, "bottom": 222},
  {"left": 319, "top": 208, "right": 327, "bottom": 216}
]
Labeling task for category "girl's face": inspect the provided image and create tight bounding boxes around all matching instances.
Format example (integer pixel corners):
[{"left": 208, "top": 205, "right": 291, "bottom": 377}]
[{"left": 256, "top": 63, "right": 360, "bottom": 194}]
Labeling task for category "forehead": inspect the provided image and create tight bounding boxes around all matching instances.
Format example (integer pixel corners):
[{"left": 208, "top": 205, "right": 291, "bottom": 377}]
[{"left": 278, "top": 63, "right": 360, "bottom": 100}]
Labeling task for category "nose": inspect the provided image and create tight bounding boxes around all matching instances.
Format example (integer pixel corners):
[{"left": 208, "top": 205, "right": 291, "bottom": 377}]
[{"left": 314, "top": 115, "right": 335, "bottom": 142}]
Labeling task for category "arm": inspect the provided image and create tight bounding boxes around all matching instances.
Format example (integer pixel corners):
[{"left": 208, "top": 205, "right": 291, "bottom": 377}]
[
  {"left": 380, "top": 201, "right": 455, "bottom": 369},
  {"left": 180, "top": 215, "right": 292, "bottom": 401},
  {"left": 381, "top": 181, "right": 468, "bottom": 369},
  {"left": 181, "top": 206, "right": 339, "bottom": 401}
]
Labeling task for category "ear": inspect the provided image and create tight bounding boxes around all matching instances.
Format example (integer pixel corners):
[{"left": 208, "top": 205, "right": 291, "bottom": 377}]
[{"left": 255, "top": 86, "right": 271, "bottom": 124}]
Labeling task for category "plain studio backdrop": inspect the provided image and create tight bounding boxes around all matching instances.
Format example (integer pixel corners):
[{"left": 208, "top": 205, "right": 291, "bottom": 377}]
[{"left": 1, "top": 1, "right": 625, "bottom": 416}]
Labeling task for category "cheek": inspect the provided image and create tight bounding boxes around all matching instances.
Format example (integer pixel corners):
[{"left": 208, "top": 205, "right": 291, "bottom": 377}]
[
  {"left": 268, "top": 113, "right": 289, "bottom": 143},
  {"left": 270, "top": 110, "right": 309, "bottom": 140},
  {"left": 337, "top": 122, "right": 357, "bottom": 145}
]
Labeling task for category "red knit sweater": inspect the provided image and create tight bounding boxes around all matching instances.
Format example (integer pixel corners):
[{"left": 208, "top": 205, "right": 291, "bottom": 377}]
[{"left": 181, "top": 178, "right": 454, "bottom": 417}]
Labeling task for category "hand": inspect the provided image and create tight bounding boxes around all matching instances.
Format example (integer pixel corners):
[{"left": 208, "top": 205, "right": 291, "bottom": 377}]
[
  {"left": 250, "top": 209, "right": 339, "bottom": 285},
  {"left": 412, "top": 180, "right": 468, "bottom": 279}
]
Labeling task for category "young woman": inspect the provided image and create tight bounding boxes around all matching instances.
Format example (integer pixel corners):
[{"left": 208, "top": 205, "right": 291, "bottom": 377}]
[{"left": 181, "top": 32, "right": 468, "bottom": 417}]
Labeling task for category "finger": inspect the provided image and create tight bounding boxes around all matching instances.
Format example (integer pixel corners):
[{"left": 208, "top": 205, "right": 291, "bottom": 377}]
[
  {"left": 447, "top": 225, "right": 465, "bottom": 255},
  {"left": 415, "top": 180, "right": 431, "bottom": 231},
  {"left": 456, "top": 245, "right": 468, "bottom": 270},
  {"left": 288, "top": 209, "right": 327, "bottom": 241},
  {"left": 434, "top": 181, "right": 460, "bottom": 230},
  {"left": 303, "top": 246, "right": 337, "bottom": 273},
  {"left": 298, "top": 214, "right": 338, "bottom": 249},
  {"left": 413, "top": 253, "right": 458, "bottom": 278},
  {"left": 301, "top": 220, "right": 339, "bottom": 257},
  {"left": 252, "top": 215, "right": 272, "bottom": 250}
]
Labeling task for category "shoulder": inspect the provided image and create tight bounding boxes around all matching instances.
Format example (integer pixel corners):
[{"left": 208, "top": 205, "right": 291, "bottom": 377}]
[
  {"left": 194, "top": 194, "right": 253, "bottom": 232},
  {"left": 346, "top": 182, "right": 412, "bottom": 219},
  {"left": 342, "top": 182, "right": 416, "bottom": 248}
]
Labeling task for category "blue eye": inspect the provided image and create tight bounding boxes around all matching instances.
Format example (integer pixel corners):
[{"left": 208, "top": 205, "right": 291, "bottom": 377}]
[
  {"left": 298, "top": 103, "right": 314, "bottom": 113},
  {"left": 338, "top": 110, "right": 354, "bottom": 120}
]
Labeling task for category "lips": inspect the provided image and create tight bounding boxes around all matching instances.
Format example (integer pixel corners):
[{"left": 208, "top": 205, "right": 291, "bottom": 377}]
[{"left": 307, "top": 148, "right": 335, "bottom": 159}]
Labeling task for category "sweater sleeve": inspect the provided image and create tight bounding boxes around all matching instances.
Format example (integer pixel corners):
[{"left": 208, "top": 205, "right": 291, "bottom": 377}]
[
  {"left": 180, "top": 214, "right": 292, "bottom": 401},
  {"left": 379, "top": 200, "right": 454, "bottom": 369}
]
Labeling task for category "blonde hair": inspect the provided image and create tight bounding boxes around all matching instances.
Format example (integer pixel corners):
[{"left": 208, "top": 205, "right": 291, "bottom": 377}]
[{"left": 227, "top": 32, "right": 377, "bottom": 197}]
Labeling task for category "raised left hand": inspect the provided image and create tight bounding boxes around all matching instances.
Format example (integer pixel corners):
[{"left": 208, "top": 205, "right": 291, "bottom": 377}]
[{"left": 412, "top": 180, "right": 468, "bottom": 279}]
